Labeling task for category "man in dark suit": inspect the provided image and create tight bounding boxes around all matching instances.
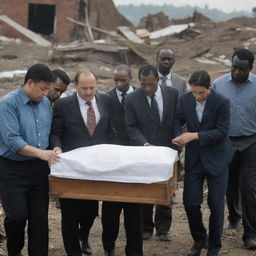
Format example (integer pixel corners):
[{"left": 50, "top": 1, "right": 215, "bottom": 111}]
[
  {"left": 172, "top": 70, "right": 230, "bottom": 256},
  {"left": 50, "top": 70, "right": 118, "bottom": 256},
  {"left": 102, "top": 64, "right": 143, "bottom": 256},
  {"left": 157, "top": 48, "right": 187, "bottom": 97},
  {"left": 125, "top": 64, "right": 178, "bottom": 242}
]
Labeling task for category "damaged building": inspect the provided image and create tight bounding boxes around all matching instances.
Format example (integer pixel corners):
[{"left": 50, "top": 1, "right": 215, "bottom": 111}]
[{"left": 0, "top": 0, "right": 133, "bottom": 43}]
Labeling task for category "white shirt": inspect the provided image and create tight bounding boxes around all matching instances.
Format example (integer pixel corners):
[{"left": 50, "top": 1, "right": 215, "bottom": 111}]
[
  {"left": 195, "top": 101, "right": 206, "bottom": 122},
  {"left": 116, "top": 85, "right": 134, "bottom": 103},
  {"left": 77, "top": 93, "right": 101, "bottom": 126},
  {"left": 146, "top": 85, "right": 164, "bottom": 121},
  {"left": 158, "top": 71, "right": 173, "bottom": 87}
]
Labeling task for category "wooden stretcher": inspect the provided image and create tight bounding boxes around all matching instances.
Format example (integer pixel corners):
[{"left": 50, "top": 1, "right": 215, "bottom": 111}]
[{"left": 49, "top": 163, "right": 178, "bottom": 206}]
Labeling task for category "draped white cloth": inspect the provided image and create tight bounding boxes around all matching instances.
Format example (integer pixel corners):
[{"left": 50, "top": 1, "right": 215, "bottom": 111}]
[{"left": 51, "top": 144, "right": 179, "bottom": 184}]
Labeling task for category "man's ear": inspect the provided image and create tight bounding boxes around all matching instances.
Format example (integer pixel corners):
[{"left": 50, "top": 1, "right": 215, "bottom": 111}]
[{"left": 27, "top": 79, "right": 34, "bottom": 87}]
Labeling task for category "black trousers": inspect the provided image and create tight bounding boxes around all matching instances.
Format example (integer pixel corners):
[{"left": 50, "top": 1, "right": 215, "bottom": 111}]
[
  {"left": 226, "top": 143, "right": 256, "bottom": 240},
  {"left": 60, "top": 198, "right": 98, "bottom": 256},
  {"left": 226, "top": 151, "right": 242, "bottom": 226},
  {"left": 142, "top": 203, "right": 172, "bottom": 235},
  {"left": 102, "top": 201, "right": 143, "bottom": 256},
  {"left": 183, "top": 158, "right": 228, "bottom": 254},
  {"left": 0, "top": 157, "right": 49, "bottom": 256}
]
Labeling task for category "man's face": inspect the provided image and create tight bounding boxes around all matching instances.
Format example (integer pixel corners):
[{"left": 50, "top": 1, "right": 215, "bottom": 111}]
[
  {"left": 157, "top": 49, "right": 175, "bottom": 75},
  {"left": 114, "top": 70, "right": 132, "bottom": 92},
  {"left": 191, "top": 85, "right": 210, "bottom": 103},
  {"left": 140, "top": 73, "right": 158, "bottom": 96},
  {"left": 231, "top": 55, "right": 252, "bottom": 84},
  {"left": 27, "top": 79, "right": 52, "bottom": 102},
  {"left": 47, "top": 78, "right": 68, "bottom": 102},
  {"left": 76, "top": 73, "right": 96, "bottom": 102}
]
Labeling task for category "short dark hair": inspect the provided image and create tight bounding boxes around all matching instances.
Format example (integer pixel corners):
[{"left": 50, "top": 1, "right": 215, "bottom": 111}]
[
  {"left": 156, "top": 48, "right": 174, "bottom": 59},
  {"left": 115, "top": 64, "right": 131, "bottom": 76},
  {"left": 232, "top": 48, "right": 254, "bottom": 66},
  {"left": 24, "top": 64, "right": 55, "bottom": 84},
  {"left": 52, "top": 69, "right": 70, "bottom": 85},
  {"left": 188, "top": 70, "right": 211, "bottom": 89},
  {"left": 138, "top": 64, "right": 158, "bottom": 79}
]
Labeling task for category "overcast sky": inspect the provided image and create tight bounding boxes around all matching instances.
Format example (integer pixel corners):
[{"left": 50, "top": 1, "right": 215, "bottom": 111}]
[{"left": 113, "top": 0, "right": 255, "bottom": 13}]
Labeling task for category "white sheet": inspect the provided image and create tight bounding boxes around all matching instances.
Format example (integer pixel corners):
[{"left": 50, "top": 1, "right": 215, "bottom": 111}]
[{"left": 50, "top": 144, "right": 179, "bottom": 184}]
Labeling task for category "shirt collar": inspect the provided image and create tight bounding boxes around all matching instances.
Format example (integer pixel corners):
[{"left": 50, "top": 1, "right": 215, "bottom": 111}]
[
  {"left": 116, "top": 85, "right": 134, "bottom": 97},
  {"left": 77, "top": 92, "right": 96, "bottom": 106},
  {"left": 158, "top": 71, "right": 172, "bottom": 80},
  {"left": 228, "top": 72, "right": 253, "bottom": 83},
  {"left": 196, "top": 100, "right": 206, "bottom": 106},
  {"left": 154, "top": 85, "right": 162, "bottom": 98},
  {"left": 19, "top": 85, "right": 32, "bottom": 105}
]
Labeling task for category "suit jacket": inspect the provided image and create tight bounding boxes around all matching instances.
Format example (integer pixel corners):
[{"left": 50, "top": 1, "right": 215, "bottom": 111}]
[
  {"left": 50, "top": 92, "right": 118, "bottom": 152},
  {"left": 174, "top": 90, "right": 231, "bottom": 175},
  {"left": 171, "top": 72, "right": 187, "bottom": 97},
  {"left": 108, "top": 87, "right": 137, "bottom": 145},
  {"left": 125, "top": 86, "right": 178, "bottom": 147}
]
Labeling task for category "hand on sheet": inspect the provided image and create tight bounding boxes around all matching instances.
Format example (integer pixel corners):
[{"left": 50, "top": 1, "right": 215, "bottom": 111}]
[{"left": 172, "top": 132, "right": 199, "bottom": 146}]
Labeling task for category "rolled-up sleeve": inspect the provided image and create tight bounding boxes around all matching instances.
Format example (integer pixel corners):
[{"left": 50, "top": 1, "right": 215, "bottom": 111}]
[{"left": 1, "top": 104, "right": 28, "bottom": 153}]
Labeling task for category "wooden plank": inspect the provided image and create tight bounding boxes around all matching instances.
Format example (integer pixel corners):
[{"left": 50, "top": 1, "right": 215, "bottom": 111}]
[
  {"left": 0, "top": 15, "right": 51, "bottom": 47},
  {"left": 55, "top": 42, "right": 128, "bottom": 52},
  {"left": 117, "top": 26, "right": 144, "bottom": 44},
  {"left": 49, "top": 178, "right": 172, "bottom": 205},
  {"left": 49, "top": 163, "right": 177, "bottom": 206},
  {"left": 66, "top": 17, "right": 123, "bottom": 39}
]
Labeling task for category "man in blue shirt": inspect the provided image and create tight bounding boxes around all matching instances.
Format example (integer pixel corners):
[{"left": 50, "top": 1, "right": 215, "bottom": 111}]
[
  {"left": 212, "top": 48, "right": 256, "bottom": 250},
  {"left": 0, "top": 64, "right": 60, "bottom": 256}
]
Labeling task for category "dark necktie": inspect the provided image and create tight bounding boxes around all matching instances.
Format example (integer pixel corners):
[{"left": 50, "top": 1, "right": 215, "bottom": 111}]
[
  {"left": 150, "top": 94, "right": 160, "bottom": 125},
  {"left": 86, "top": 101, "right": 96, "bottom": 136},
  {"left": 121, "top": 92, "right": 126, "bottom": 106},
  {"left": 161, "top": 76, "right": 167, "bottom": 87}
]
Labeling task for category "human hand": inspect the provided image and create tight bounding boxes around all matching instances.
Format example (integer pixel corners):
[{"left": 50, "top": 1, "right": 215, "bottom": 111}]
[
  {"left": 37, "top": 149, "right": 61, "bottom": 164},
  {"left": 172, "top": 132, "right": 198, "bottom": 146},
  {"left": 53, "top": 146, "right": 62, "bottom": 154}
]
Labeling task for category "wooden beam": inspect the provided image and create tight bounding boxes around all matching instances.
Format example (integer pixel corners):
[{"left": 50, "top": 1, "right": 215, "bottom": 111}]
[
  {"left": 117, "top": 26, "right": 144, "bottom": 44},
  {"left": 66, "top": 17, "right": 123, "bottom": 39},
  {"left": 0, "top": 15, "right": 51, "bottom": 47}
]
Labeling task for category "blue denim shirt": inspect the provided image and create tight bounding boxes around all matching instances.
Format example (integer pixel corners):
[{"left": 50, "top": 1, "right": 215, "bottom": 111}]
[
  {"left": 212, "top": 73, "right": 256, "bottom": 137},
  {"left": 0, "top": 86, "right": 52, "bottom": 161}
]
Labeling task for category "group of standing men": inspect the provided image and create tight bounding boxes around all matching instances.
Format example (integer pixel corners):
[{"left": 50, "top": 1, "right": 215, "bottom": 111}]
[{"left": 0, "top": 47, "right": 255, "bottom": 256}]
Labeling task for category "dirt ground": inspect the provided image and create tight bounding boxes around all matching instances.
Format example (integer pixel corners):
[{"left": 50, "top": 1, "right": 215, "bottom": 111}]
[
  {"left": 0, "top": 185, "right": 254, "bottom": 256},
  {"left": 1, "top": 16, "right": 256, "bottom": 255},
  {"left": 45, "top": 186, "right": 256, "bottom": 256}
]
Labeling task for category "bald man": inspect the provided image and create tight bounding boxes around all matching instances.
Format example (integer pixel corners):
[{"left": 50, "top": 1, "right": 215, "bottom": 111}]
[{"left": 50, "top": 70, "right": 118, "bottom": 256}]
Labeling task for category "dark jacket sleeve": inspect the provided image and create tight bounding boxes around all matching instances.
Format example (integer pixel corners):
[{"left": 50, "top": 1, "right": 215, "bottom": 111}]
[
  {"left": 198, "top": 98, "right": 230, "bottom": 146},
  {"left": 124, "top": 96, "right": 148, "bottom": 146},
  {"left": 49, "top": 100, "right": 64, "bottom": 149},
  {"left": 104, "top": 94, "right": 119, "bottom": 144},
  {"left": 174, "top": 97, "right": 186, "bottom": 137}
]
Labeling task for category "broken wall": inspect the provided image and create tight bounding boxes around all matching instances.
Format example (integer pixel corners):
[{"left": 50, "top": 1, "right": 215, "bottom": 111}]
[{"left": 0, "top": 0, "right": 79, "bottom": 43}]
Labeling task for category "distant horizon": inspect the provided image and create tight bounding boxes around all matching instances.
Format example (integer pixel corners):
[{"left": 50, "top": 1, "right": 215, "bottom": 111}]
[
  {"left": 113, "top": 0, "right": 255, "bottom": 14},
  {"left": 116, "top": 3, "right": 253, "bottom": 25}
]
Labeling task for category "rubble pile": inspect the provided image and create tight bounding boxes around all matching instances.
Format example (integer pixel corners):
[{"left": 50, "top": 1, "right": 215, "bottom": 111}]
[{"left": 0, "top": 1, "right": 256, "bottom": 96}]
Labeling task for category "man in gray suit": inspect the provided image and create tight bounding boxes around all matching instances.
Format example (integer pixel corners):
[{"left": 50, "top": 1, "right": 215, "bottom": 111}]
[
  {"left": 50, "top": 70, "right": 118, "bottom": 256},
  {"left": 125, "top": 64, "right": 178, "bottom": 242},
  {"left": 157, "top": 48, "right": 187, "bottom": 97}
]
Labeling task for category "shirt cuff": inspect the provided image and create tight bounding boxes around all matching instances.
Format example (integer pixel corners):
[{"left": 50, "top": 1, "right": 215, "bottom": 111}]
[{"left": 10, "top": 139, "right": 27, "bottom": 153}]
